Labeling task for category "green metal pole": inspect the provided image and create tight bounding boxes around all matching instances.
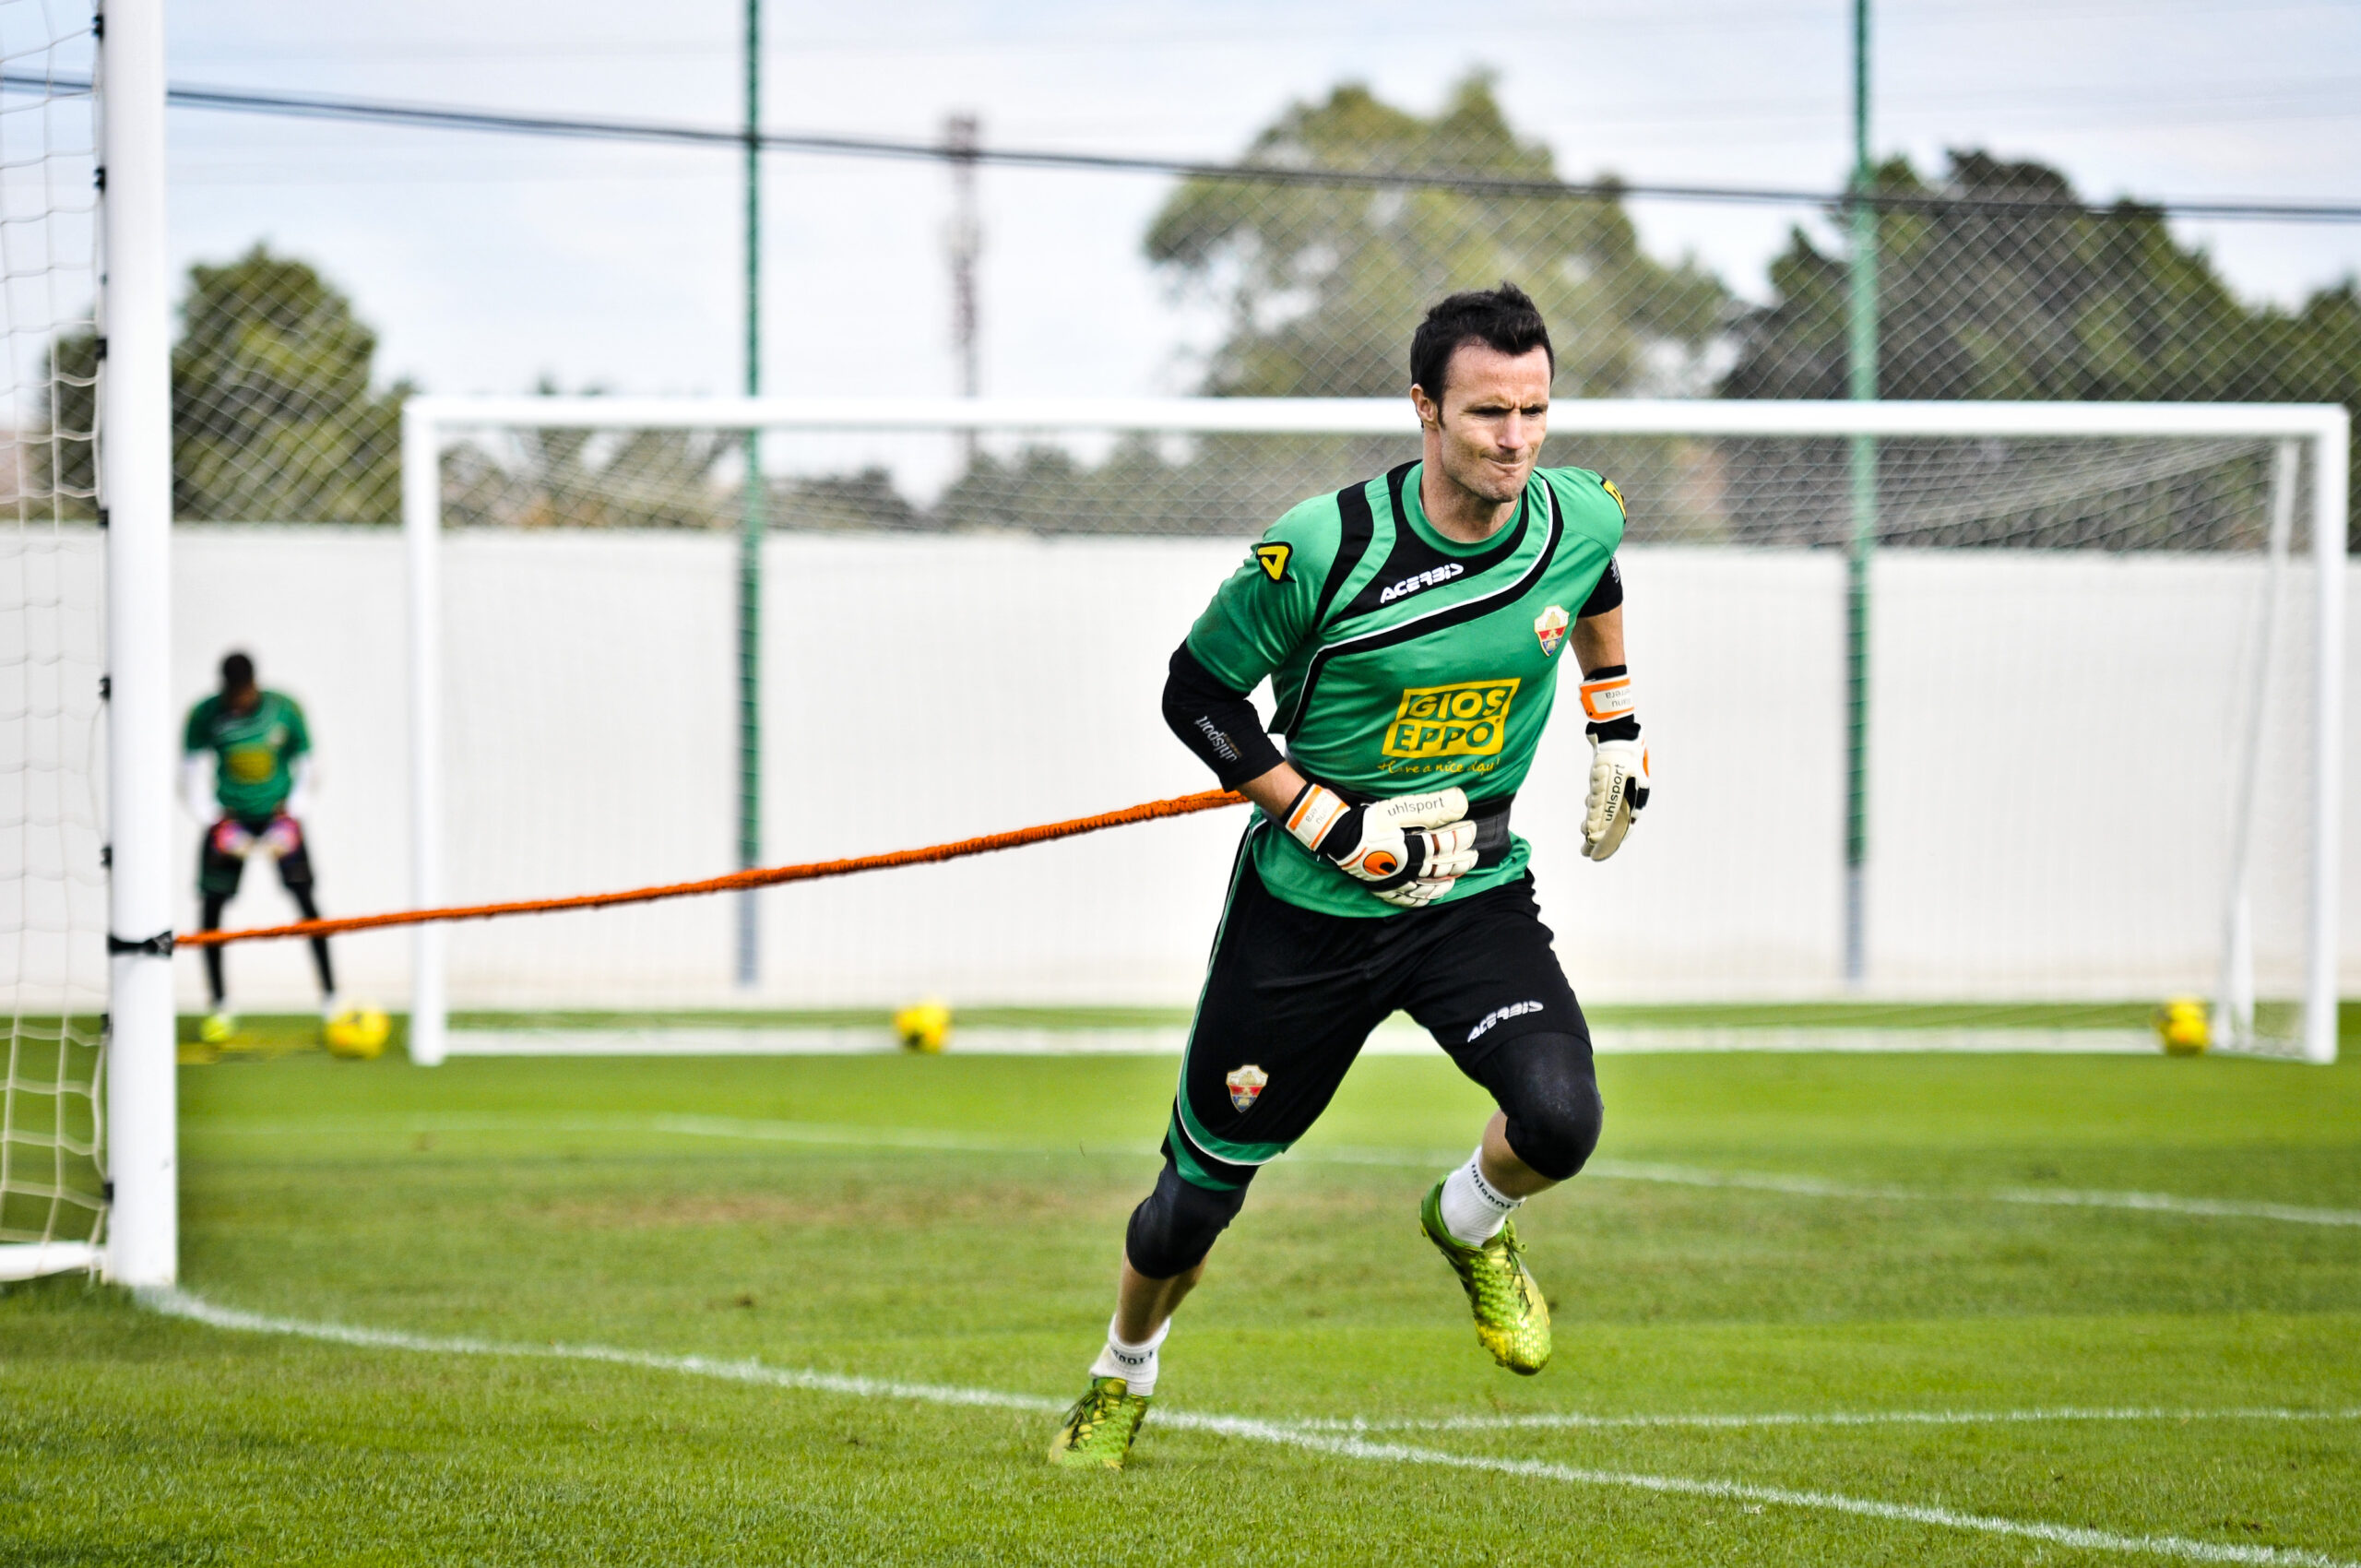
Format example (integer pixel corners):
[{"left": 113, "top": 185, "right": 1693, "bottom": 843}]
[
  {"left": 1843, "top": 0, "right": 1878, "bottom": 988},
  {"left": 735, "top": 0, "right": 764, "bottom": 988}
]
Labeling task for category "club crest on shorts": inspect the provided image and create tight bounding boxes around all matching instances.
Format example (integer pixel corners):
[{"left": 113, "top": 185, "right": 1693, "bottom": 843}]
[
  {"left": 1533, "top": 604, "right": 1570, "bottom": 658},
  {"left": 1226, "top": 1063, "right": 1268, "bottom": 1111}
]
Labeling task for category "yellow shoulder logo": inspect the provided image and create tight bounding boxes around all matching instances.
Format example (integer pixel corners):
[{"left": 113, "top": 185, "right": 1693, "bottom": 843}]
[
  {"left": 1599, "top": 478, "right": 1627, "bottom": 517},
  {"left": 1252, "top": 542, "right": 1292, "bottom": 582}
]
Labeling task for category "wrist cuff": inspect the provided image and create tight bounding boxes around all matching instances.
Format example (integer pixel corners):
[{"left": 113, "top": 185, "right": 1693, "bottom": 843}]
[
  {"left": 1579, "top": 671, "right": 1634, "bottom": 723},
  {"left": 1285, "top": 782, "right": 1350, "bottom": 854}
]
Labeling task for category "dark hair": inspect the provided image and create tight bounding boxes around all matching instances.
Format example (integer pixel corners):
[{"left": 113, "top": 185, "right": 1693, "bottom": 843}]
[
  {"left": 1409, "top": 281, "right": 1553, "bottom": 406},
  {"left": 220, "top": 651, "right": 255, "bottom": 691}
]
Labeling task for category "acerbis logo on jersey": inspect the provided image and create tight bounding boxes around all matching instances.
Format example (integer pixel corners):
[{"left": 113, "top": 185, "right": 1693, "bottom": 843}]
[
  {"left": 1252, "top": 543, "right": 1292, "bottom": 582},
  {"left": 1378, "top": 561, "right": 1464, "bottom": 604},
  {"left": 1226, "top": 1063, "right": 1268, "bottom": 1111},
  {"left": 1382, "top": 679, "right": 1519, "bottom": 759},
  {"left": 1467, "top": 1000, "right": 1545, "bottom": 1042}
]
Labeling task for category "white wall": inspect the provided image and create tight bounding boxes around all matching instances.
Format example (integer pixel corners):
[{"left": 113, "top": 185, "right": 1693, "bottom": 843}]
[{"left": 147, "top": 529, "right": 2361, "bottom": 1010}]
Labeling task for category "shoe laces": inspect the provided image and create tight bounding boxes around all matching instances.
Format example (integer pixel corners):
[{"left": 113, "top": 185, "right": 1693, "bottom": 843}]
[{"left": 1068, "top": 1384, "right": 1123, "bottom": 1440}]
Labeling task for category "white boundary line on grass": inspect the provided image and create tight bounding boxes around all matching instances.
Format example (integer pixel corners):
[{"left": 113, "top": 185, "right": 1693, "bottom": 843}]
[
  {"left": 199, "top": 1112, "right": 2361, "bottom": 1228},
  {"left": 141, "top": 1289, "right": 2355, "bottom": 1568},
  {"left": 1300, "top": 1408, "right": 2361, "bottom": 1432}
]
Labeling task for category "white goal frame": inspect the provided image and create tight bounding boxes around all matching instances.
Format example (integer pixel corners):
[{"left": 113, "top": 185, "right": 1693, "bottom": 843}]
[{"left": 399, "top": 396, "right": 2347, "bottom": 1066}]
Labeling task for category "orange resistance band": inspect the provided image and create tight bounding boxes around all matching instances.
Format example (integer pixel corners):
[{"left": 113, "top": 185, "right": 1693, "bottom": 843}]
[{"left": 176, "top": 788, "right": 1248, "bottom": 949}]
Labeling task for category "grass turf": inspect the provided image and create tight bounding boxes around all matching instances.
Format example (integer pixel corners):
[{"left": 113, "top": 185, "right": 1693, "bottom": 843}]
[{"left": 5, "top": 1049, "right": 2358, "bottom": 1563}]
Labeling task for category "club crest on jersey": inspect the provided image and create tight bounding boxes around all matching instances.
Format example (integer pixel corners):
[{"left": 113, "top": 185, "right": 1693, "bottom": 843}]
[
  {"left": 1533, "top": 604, "right": 1569, "bottom": 658},
  {"left": 1226, "top": 1063, "right": 1268, "bottom": 1111},
  {"left": 1252, "top": 543, "right": 1292, "bottom": 582}
]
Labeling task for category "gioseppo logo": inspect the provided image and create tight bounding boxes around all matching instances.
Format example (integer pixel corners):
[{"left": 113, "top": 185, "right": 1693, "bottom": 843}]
[{"left": 1382, "top": 679, "right": 1520, "bottom": 759}]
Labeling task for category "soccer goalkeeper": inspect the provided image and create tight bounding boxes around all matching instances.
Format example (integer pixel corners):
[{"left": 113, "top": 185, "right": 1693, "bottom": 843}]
[
  {"left": 182, "top": 651, "right": 339, "bottom": 1043},
  {"left": 1050, "top": 282, "right": 1648, "bottom": 1469}
]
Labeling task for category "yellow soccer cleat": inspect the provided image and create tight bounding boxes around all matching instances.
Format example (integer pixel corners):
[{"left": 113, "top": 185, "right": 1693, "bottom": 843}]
[
  {"left": 1047, "top": 1376, "right": 1150, "bottom": 1470},
  {"left": 1420, "top": 1180, "right": 1552, "bottom": 1375},
  {"left": 198, "top": 1012, "right": 236, "bottom": 1046}
]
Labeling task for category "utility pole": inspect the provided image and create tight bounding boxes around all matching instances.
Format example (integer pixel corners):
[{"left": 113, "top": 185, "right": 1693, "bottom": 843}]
[
  {"left": 945, "top": 112, "right": 981, "bottom": 462},
  {"left": 1842, "top": 0, "right": 1879, "bottom": 990},
  {"left": 735, "top": 0, "right": 764, "bottom": 989}
]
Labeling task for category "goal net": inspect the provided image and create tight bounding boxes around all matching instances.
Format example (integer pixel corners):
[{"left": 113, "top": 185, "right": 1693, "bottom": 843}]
[
  {"left": 340, "top": 398, "right": 2342, "bottom": 1062},
  {"left": 0, "top": 0, "right": 107, "bottom": 1280}
]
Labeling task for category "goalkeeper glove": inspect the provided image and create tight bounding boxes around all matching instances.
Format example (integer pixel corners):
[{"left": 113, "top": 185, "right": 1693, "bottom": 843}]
[
  {"left": 1285, "top": 781, "right": 1477, "bottom": 908},
  {"left": 208, "top": 818, "right": 257, "bottom": 859},
  {"left": 1578, "top": 668, "right": 1649, "bottom": 861},
  {"left": 256, "top": 814, "right": 302, "bottom": 859}
]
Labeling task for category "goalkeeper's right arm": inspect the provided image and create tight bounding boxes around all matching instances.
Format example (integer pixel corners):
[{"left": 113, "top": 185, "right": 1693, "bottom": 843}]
[
  {"left": 180, "top": 753, "right": 212, "bottom": 820},
  {"left": 1160, "top": 644, "right": 1476, "bottom": 907}
]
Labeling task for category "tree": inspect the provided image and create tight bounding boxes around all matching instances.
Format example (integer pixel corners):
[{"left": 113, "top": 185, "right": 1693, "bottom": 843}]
[
  {"left": 1147, "top": 75, "right": 1726, "bottom": 398},
  {"left": 1722, "top": 151, "right": 2361, "bottom": 546},
  {"left": 170, "top": 245, "right": 408, "bottom": 522},
  {"left": 37, "top": 244, "right": 408, "bottom": 523}
]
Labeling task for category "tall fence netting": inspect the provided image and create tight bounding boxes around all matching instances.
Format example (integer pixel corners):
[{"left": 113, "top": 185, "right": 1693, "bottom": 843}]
[
  {"left": 0, "top": 0, "right": 104, "bottom": 1264},
  {"left": 259, "top": 414, "right": 2321, "bottom": 1051}
]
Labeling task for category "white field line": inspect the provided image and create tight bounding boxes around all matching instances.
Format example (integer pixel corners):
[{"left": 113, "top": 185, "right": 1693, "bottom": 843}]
[
  {"left": 141, "top": 1288, "right": 2355, "bottom": 1568},
  {"left": 194, "top": 1113, "right": 2361, "bottom": 1228},
  {"left": 1296, "top": 1408, "right": 2361, "bottom": 1432}
]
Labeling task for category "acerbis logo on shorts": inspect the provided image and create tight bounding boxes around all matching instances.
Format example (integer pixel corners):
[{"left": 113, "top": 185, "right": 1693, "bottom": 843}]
[
  {"left": 1467, "top": 1000, "right": 1544, "bottom": 1043},
  {"left": 1382, "top": 679, "right": 1519, "bottom": 759},
  {"left": 1379, "top": 562, "right": 1463, "bottom": 604}
]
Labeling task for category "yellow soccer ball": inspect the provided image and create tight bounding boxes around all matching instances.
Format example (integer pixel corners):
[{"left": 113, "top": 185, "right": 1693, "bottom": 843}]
[
  {"left": 2153, "top": 997, "right": 2210, "bottom": 1057},
  {"left": 894, "top": 999, "right": 953, "bottom": 1054},
  {"left": 325, "top": 1007, "right": 392, "bottom": 1060}
]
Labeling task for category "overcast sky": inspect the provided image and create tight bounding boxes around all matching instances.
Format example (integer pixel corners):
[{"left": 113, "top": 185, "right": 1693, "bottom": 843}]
[{"left": 152, "top": 0, "right": 2361, "bottom": 402}]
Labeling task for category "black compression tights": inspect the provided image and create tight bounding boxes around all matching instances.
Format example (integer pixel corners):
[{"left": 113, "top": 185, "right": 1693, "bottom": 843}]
[
  {"left": 200, "top": 890, "right": 335, "bottom": 1006},
  {"left": 1468, "top": 1029, "right": 1605, "bottom": 1182},
  {"left": 1121, "top": 1030, "right": 1603, "bottom": 1282}
]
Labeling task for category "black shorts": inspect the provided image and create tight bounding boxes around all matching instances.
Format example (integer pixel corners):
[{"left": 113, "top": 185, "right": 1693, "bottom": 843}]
[
  {"left": 198, "top": 815, "right": 314, "bottom": 899},
  {"left": 1166, "top": 830, "right": 1586, "bottom": 1191}
]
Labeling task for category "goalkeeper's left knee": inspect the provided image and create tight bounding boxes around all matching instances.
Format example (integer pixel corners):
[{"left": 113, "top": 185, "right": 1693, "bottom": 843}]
[
  {"left": 1124, "top": 1156, "right": 1250, "bottom": 1279},
  {"left": 1478, "top": 1030, "right": 1605, "bottom": 1182}
]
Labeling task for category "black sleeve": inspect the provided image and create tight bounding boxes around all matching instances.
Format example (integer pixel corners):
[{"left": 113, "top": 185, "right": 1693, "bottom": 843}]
[
  {"left": 1163, "top": 644, "right": 1285, "bottom": 790},
  {"left": 1577, "top": 555, "right": 1623, "bottom": 619}
]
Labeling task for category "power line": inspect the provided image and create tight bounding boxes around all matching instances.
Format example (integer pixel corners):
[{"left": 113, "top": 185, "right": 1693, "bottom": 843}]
[{"left": 9, "top": 70, "right": 2361, "bottom": 223}]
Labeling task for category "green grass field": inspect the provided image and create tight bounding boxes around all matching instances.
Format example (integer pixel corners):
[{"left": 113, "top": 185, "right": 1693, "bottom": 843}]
[{"left": 6, "top": 1046, "right": 2359, "bottom": 1564}]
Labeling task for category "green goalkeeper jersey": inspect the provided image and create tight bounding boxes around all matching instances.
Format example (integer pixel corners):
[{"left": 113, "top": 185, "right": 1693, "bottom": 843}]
[
  {"left": 1185, "top": 459, "right": 1625, "bottom": 918},
  {"left": 184, "top": 690, "right": 311, "bottom": 820}
]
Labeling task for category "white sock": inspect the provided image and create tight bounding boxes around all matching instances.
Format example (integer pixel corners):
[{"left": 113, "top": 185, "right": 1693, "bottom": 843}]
[
  {"left": 1439, "top": 1147, "right": 1522, "bottom": 1245},
  {"left": 1087, "top": 1314, "right": 1171, "bottom": 1396}
]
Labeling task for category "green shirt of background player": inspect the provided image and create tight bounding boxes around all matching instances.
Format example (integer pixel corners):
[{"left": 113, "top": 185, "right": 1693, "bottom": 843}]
[
  {"left": 182, "top": 650, "right": 340, "bottom": 1043},
  {"left": 1051, "top": 283, "right": 1652, "bottom": 1470}
]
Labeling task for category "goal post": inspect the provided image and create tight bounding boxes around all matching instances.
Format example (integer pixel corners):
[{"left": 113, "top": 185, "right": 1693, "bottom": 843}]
[{"left": 396, "top": 395, "right": 2346, "bottom": 1063}]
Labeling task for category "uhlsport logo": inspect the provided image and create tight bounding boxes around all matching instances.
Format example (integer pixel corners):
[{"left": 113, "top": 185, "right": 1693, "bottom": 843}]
[
  {"left": 1382, "top": 678, "right": 1519, "bottom": 759},
  {"left": 1252, "top": 542, "right": 1292, "bottom": 581},
  {"left": 1533, "top": 604, "right": 1569, "bottom": 658},
  {"left": 1226, "top": 1063, "right": 1268, "bottom": 1111}
]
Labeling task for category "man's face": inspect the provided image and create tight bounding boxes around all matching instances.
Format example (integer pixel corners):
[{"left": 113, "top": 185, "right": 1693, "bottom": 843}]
[
  {"left": 1416, "top": 342, "right": 1551, "bottom": 505},
  {"left": 225, "top": 683, "right": 259, "bottom": 715}
]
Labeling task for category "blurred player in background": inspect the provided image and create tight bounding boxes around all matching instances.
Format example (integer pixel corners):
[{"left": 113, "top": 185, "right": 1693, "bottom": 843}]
[
  {"left": 182, "top": 651, "right": 339, "bottom": 1043},
  {"left": 1051, "top": 283, "right": 1649, "bottom": 1469}
]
